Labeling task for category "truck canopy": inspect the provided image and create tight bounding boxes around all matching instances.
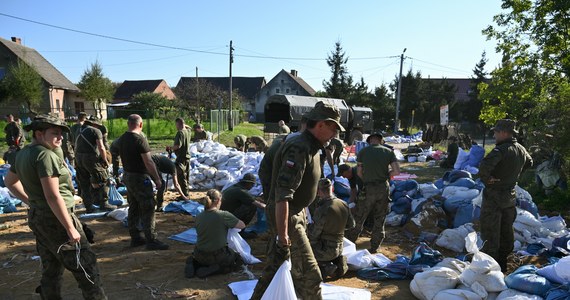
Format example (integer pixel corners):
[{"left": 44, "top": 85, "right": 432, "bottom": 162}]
[{"left": 264, "top": 95, "right": 350, "bottom": 129}]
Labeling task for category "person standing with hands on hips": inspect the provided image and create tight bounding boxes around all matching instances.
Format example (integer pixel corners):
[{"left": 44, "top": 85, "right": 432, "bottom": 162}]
[
  {"left": 251, "top": 101, "right": 344, "bottom": 300},
  {"left": 479, "top": 119, "right": 532, "bottom": 272},
  {"left": 5, "top": 114, "right": 107, "bottom": 299}
]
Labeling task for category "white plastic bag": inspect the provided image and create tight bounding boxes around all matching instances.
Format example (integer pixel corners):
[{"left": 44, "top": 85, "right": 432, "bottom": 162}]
[
  {"left": 433, "top": 289, "right": 481, "bottom": 300},
  {"left": 554, "top": 256, "right": 570, "bottom": 284},
  {"left": 261, "top": 260, "right": 296, "bottom": 300},
  {"left": 227, "top": 228, "right": 261, "bottom": 264},
  {"left": 496, "top": 288, "right": 543, "bottom": 300},
  {"left": 346, "top": 250, "right": 375, "bottom": 270},
  {"left": 342, "top": 237, "right": 356, "bottom": 255}
]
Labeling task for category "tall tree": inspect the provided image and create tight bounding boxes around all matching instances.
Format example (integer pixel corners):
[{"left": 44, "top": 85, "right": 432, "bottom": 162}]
[
  {"left": 0, "top": 59, "right": 43, "bottom": 115},
  {"left": 129, "top": 91, "right": 170, "bottom": 117},
  {"left": 370, "top": 84, "right": 395, "bottom": 131},
  {"left": 323, "top": 41, "right": 355, "bottom": 100},
  {"left": 77, "top": 60, "right": 115, "bottom": 118},
  {"left": 462, "top": 51, "right": 488, "bottom": 124},
  {"left": 174, "top": 79, "right": 243, "bottom": 123},
  {"left": 480, "top": 0, "right": 570, "bottom": 157}
]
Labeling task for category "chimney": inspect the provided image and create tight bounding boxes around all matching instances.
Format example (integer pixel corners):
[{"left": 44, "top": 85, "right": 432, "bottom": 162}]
[
  {"left": 11, "top": 37, "right": 22, "bottom": 44},
  {"left": 290, "top": 69, "right": 298, "bottom": 77}
]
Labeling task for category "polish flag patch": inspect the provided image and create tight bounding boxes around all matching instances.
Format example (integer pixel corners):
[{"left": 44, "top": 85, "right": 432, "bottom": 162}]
[{"left": 286, "top": 160, "right": 295, "bottom": 168}]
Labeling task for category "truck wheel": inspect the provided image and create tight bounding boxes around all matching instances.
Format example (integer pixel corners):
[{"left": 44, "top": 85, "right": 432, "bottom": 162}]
[{"left": 349, "top": 130, "right": 363, "bottom": 144}]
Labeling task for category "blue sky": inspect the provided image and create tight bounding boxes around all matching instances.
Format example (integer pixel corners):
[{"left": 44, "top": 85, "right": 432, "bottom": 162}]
[{"left": 1, "top": 0, "right": 503, "bottom": 92}]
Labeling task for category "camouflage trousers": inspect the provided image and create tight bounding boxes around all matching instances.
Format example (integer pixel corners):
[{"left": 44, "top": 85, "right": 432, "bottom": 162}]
[
  {"left": 480, "top": 188, "right": 517, "bottom": 270},
  {"left": 251, "top": 207, "right": 322, "bottom": 300},
  {"left": 75, "top": 153, "right": 109, "bottom": 208},
  {"left": 193, "top": 246, "right": 243, "bottom": 273},
  {"left": 346, "top": 181, "right": 390, "bottom": 250},
  {"left": 28, "top": 207, "right": 106, "bottom": 300},
  {"left": 123, "top": 172, "right": 157, "bottom": 241},
  {"left": 175, "top": 159, "right": 190, "bottom": 196},
  {"left": 311, "top": 238, "right": 348, "bottom": 278}
]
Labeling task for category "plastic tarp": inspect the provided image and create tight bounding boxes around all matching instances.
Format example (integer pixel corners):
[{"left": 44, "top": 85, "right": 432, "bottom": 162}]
[
  {"left": 505, "top": 265, "right": 552, "bottom": 297},
  {"left": 163, "top": 200, "right": 204, "bottom": 217},
  {"left": 168, "top": 228, "right": 198, "bottom": 244},
  {"left": 227, "top": 280, "right": 371, "bottom": 300}
]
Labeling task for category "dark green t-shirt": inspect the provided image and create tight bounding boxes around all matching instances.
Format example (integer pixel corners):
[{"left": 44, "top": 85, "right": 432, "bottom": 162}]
[
  {"left": 220, "top": 182, "right": 255, "bottom": 213},
  {"left": 74, "top": 125, "right": 103, "bottom": 154},
  {"left": 151, "top": 154, "right": 176, "bottom": 175},
  {"left": 113, "top": 132, "right": 151, "bottom": 174},
  {"left": 357, "top": 144, "right": 397, "bottom": 183},
  {"left": 174, "top": 128, "right": 192, "bottom": 162},
  {"left": 195, "top": 209, "right": 239, "bottom": 252},
  {"left": 11, "top": 144, "right": 75, "bottom": 209}
]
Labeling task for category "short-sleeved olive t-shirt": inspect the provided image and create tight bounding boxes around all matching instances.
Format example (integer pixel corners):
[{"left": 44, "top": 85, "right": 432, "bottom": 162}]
[
  {"left": 151, "top": 154, "right": 176, "bottom": 175},
  {"left": 195, "top": 209, "right": 239, "bottom": 252},
  {"left": 114, "top": 132, "right": 151, "bottom": 174},
  {"left": 357, "top": 144, "right": 397, "bottom": 183},
  {"left": 173, "top": 128, "right": 192, "bottom": 162},
  {"left": 11, "top": 144, "right": 75, "bottom": 209},
  {"left": 220, "top": 182, "right": 255, "bottom": 213}
]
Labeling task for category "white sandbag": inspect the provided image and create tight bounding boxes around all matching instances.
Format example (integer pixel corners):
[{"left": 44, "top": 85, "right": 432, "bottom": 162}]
[
  {"left": 454, "top": 148, "right": 469, "bottom": 170},
  {"left": 342, "top": 237, "right": 356, "bottom": 255},
  {"left": 204, "top": 167, "right": 216, "bottom": 178},
  {"left": 419, "top": 183, "right": 440, "bottom": 198},
  {"left": 261, "top": 260, "right": 296, "bottom": 300},
  {"left": 460, "top": 232, "right": 507, "bottom": 293},
  {"left": 436, "top": 258, "right": 470, "bottom": 276},
  {"left": 457, "top": 282, "right": 488, "bottom": 299},
  {"left": 540, "top": 216, "right": 567, "bottom": 233},
  {"left": 385, "top": 211, "right": 406, "bottom": 227},
  {"left": 411, "top": 197, "right": 428, "bottom": 213},
  {"left": 472, "top": 188, "right": 483, "bottom": 207},
  {"left": 410, "top": 267, "right": 460, "bottom": 300},
  {"left": 346, "top": 250, "right": 375, "bottom": 270},
  {"left": 496, "top": 288, "right": 543, "bottom": 300},
  {"left": 436, "top": 223, "right": 475, "bottom": 253},
  {"left": 227, "top": 228, "right": 261, "bottom": 264},
  {"left": 433, "top": 289, "right": 482, "bottom": 300},
  {"left": 442, "top": 186, "right": 480, "bottom": 200},
  {"left": 554, "top": 256, "right": 570, "bottom": 284},
  {"left": 515, "top": 208, "right": 541, "bottom": 228},
  {"left": 107, "top": 207, "right": 128, "bottom": 221}
]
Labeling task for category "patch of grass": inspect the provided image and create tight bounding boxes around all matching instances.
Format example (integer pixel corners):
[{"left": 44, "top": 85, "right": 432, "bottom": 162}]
[
  {"left": 399, "top": 161, "right": 447, "bottom": 183},
  {"left": 215, "top": 123, "right": 264, "bottom": 147}
]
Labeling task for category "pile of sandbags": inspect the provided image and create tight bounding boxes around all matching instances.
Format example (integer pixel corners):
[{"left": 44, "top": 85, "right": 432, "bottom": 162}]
[{"left": 187, "top": 141, "right": 263, "bottom": 193}]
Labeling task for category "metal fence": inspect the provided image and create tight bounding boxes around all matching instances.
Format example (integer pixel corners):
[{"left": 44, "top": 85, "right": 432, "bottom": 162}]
[{"left": 209, "top": 109, "right": 240, "bottom": 137}]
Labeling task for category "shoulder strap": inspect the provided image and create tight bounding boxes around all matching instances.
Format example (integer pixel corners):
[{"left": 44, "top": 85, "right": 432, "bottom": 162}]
[{"left": 79, "top": 127, "right": 98, "bottom": 153}]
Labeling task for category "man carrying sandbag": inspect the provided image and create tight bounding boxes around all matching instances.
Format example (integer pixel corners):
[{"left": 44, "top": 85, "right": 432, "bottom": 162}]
[
  {"left": 479, "top": 119, "right": 532, "bottom": 272},
  {"left": 251, "top": 101, "right": 345, "bottom": 300},
  {"left": 309, "top": 178, "right": 355, "bottom": 280}
]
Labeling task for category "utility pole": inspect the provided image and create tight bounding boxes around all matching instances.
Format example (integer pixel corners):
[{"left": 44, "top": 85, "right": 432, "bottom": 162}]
[
  {"left": 229, "top": 40, "right": 234, "bottom": 131},
  {"left": 196, "top": 66, "right": 200, "bottom": 123},
  {"left": 394, "top": 48, "right": 407, "bottom": 134}
]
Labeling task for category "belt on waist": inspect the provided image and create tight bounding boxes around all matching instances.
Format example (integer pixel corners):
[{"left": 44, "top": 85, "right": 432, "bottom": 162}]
[{"left": 31, "top": 206, "right": 75, "bottom": 215}]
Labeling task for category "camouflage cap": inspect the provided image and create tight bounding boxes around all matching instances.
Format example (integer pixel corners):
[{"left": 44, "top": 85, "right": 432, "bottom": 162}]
[
  {"left": 240, "top": 173, "right": 257, "bottom": 184},
  {"left": 84, "top": 115, "right": 103, "bottom": 127},
  {"left": 491, "top": 119, "right": 518, "bottom": 134},
  {"left": 193, "top": 123, "right": 203, "bottom": 129},
  {"left": 307, "top": 101, "right": 345, "bottom": 132},
  {"left": 24, "top": 114, "right": 70, "bottom": 132},
  {"left": 366, "top": 132, "right": 384, "bottom": 144},
  {"left": 318, "top": 178, "right": 332, "bottom": 189}
]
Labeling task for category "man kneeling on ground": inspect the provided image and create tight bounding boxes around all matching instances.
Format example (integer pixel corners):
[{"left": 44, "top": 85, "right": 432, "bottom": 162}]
[
  {"left": 309, "top": 178, "right": 355, "bottom": 280},
  {"left": 185, "top": 189, "right": 246, "bottom": 278},
  {"left": 220, "top": 173, "right": 266, "bottom": 236}
]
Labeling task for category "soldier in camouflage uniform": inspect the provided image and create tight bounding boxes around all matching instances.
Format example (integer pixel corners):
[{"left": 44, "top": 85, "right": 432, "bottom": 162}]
[
  {"left": 258, "top": 135, "right": 287, "bottom": 201},
  {"left": 345, "top": 132, "right": 400, "bottom": 253},
  {"left": 191, "top": 123, "right": 208, "bottom": 142},
  {"left": 5, "top": 114, "right": 106, "bottom": 299},
  {"left": 309, "top": 178, "right": 355, "bottom": 280},
  {"left": 74, "top": 116, "right": 115, "bottom": 212},
  {"left": 234, "top": 134, "right": 248, "bottom": 152},
  {"left": 113, "top": 114, "right": 168, "bottom": 250},
  {"left": 479, "top": 119, "right": 532, "bottom": 272},
  {"left": 220, "top": 173, "right": 266, "bottom": 225},
  {"left": 251, "top": 101, "right": 345, "bottom": 300},
  {"left": 172, "top": 118, "right": 192, "bottom": 197},
  {"left": 246, "top": 135, "right": 268, "bottom": 152}
]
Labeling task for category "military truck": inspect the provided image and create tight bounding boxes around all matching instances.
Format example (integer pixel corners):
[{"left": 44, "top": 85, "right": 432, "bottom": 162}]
[{"left": 263, "top": 94, "right": 373, "bottom": 144}]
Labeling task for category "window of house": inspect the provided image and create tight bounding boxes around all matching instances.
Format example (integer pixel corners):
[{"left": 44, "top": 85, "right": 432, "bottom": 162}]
[
  {"left": 56, "top": 99, "right": 61, "bottom": 113},
  {"left": 0, "top": 67, "right": 5, "bottom": 79},
  {"left": 74, "top": 101, "right": 85, "bottom": 114},
  {"left": 281, "top": 80, "right": 284, "bottom": 84},
  {"left": 276, "top": 88, "right": 280, "bottom": 94},
  {"left": 286, "top": 88, "right": 290, "bottom": 93}
]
